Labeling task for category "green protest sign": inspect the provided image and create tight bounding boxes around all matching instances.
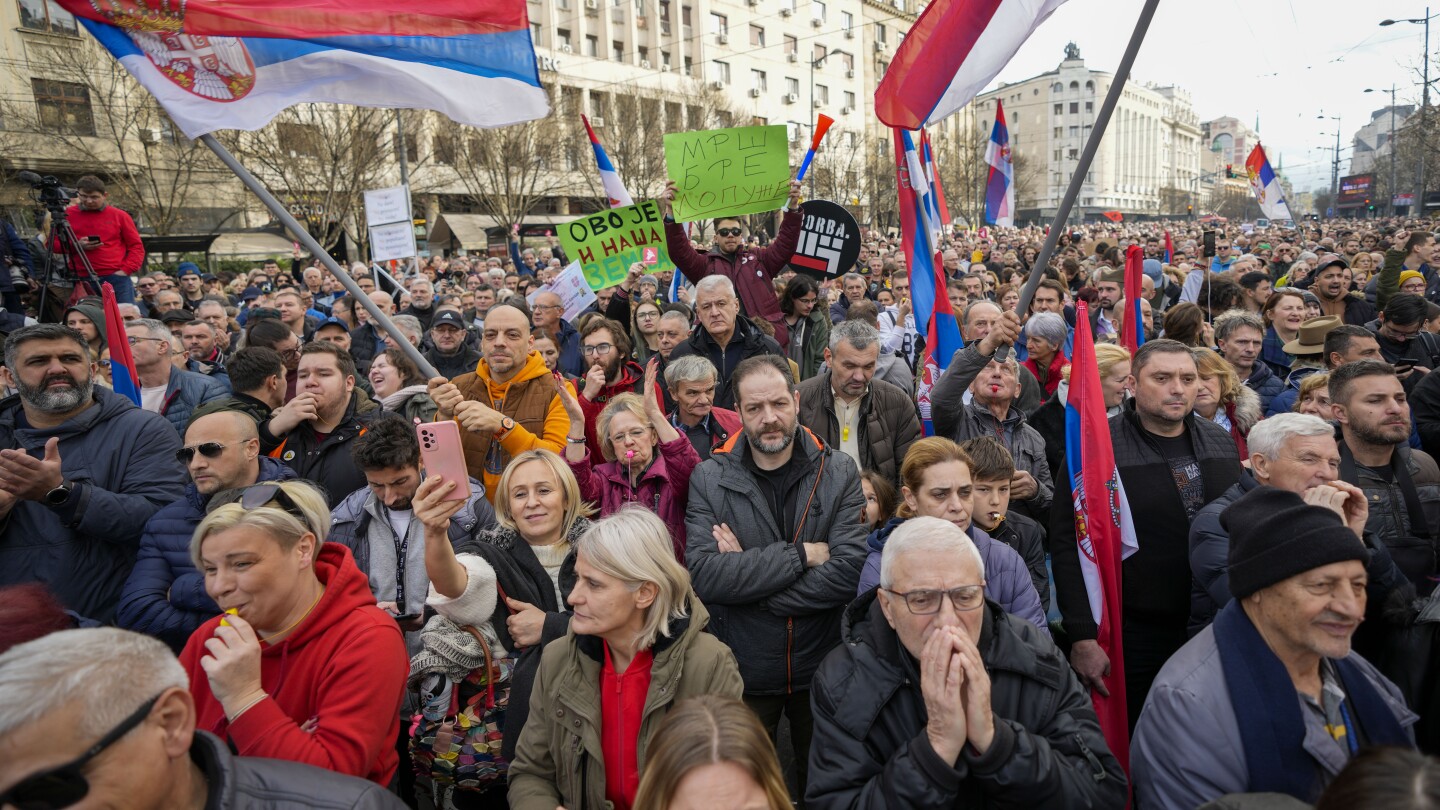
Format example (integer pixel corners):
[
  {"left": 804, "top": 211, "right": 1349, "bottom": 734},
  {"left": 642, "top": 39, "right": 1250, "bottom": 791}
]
[
  {"left": 663, "top": 124, "right": 791, "bottom": 222},
  {"left": 558, "top": 200, "right": 676, "bottom": 291}
]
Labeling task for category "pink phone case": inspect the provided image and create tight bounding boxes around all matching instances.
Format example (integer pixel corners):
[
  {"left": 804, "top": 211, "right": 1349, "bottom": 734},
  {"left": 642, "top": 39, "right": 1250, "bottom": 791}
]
[{"left": 417, "top": 422, "right": 470, "bottom": 501}]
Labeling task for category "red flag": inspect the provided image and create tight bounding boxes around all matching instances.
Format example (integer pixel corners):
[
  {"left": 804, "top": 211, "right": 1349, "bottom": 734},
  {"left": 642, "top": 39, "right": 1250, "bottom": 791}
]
[
  {"left": 1119, "top": 245, "right": 1144, "bottom": 354},
  {"left": 1163, "top": 230, "right": 1174, "bottom": 264},
  {"left": 101, "top": 283, "right": 141, "bottom": 405},
  {"left": 1065, "top": 302, "right": 1135, "bottom": 774},
  {"left": 1101, "top": 211, "right": 1124, "bottom": 222}
]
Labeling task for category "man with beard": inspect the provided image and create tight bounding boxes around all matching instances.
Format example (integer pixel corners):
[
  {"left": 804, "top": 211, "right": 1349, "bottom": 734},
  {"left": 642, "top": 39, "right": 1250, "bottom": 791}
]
[
  {"left": 427, "top": 303, "right": 567, "bottom": 502},
  {"left": 1310, "top": 255, "right": 1376, "bottom": 326},
  {"left": 125, "top": 319, "right": 229, "bottom": 436},
  {"left": 262, "top": 341, "right": 372, "bottom": 508},
  {"left": 329, "top": 413, "right": 495, "bottom": 643},
  {"left": 400, "top": 277, "right": 436, "bottom": 331},
  {"left": 116, "top": 411, "right": 296, "bottom": 651},
  {"left": 0, "top": 324, "right": 186, "bottom": 623},
  {"left": 668, "top": 275, "right": 784, "bottom": 410},
  {"left": 423, "top": 309, "right": 481, "bottom": 380},
  {"left": 685, "top": 354, "right": 867, "bottom": 796},
  {"left": 1092, "top": 266, "right": 1124, "bottom": 338},
  {"left": 1050, "top": 339, "right": 1243, "bottom": 730},
  {"left": 574, "top": 317, "right": 645, "bottom": 462},
  {"left": 1214, "top": 310, "right": 1284, "bottom": 414},
  {"left": 1332, "top": 360, "right": 1440, "bottom": 590}
]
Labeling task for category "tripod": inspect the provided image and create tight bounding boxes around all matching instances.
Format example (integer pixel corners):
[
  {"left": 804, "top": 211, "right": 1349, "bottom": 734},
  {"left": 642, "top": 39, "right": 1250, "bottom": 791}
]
[{"left": 36, "top": 205, "right": 102, "bottom": 323}]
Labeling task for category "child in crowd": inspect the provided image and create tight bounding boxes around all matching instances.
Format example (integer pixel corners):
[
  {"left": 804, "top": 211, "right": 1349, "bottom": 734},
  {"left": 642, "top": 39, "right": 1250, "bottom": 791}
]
[{"left": 961, "top": 436, "right": 1051, "bottom": 611}]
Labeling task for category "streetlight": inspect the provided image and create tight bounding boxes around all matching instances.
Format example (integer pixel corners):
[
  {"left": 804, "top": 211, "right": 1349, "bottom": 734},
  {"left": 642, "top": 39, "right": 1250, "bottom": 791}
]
[
  {"left": 809, "top": 47, "right": 842, "bottom": 197},
  {"left": 1380, "top": 9, "right": 1436, "bottom": 215},
  {"left": 1318, "top": 113, "right": 1341, "bottom": 218},
  {"left": 1365, "top": 86, "right": 1400, "bottom": 213}
]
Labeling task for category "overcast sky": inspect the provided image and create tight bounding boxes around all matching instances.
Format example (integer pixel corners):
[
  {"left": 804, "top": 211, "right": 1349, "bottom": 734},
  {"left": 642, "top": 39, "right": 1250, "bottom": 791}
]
[{"left": 982, "top": 0, "right": 1434, "bottom": 194}]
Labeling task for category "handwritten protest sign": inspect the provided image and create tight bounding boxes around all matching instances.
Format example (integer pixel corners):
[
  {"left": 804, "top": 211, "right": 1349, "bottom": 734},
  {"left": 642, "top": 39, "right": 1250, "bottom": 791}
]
[
  {"left": 663, "top": 125, "right": 791, "bottom": 222},
  {"left": 525, "top": 261, "right": 597, "bottom": 322},
  {"left": 559, "top": 200, "right": 676, "bottom": 291}
]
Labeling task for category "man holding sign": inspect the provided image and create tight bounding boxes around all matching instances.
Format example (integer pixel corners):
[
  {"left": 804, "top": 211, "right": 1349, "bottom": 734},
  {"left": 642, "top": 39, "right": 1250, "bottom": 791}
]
[{"left": 660, "top": 178, "right": 804, "bottom": 353}]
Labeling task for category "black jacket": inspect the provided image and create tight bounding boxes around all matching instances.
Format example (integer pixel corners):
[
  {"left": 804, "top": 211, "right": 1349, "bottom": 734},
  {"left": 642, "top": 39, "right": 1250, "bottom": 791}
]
[
  {"left": 668, "top": 315, "right": 784, "bottom": 410},
  {"left": 424, "top": 343, "right": 482, "bottom": 380},
  {"left": 264, "top": 395, "right": 373, "bottom": 508},
  {"left": 806, "top": 592, "right": 1127, "bottom": 809},
  {"left": 191, "top": 729, "right": 405, "bottom": 809},
  {"left": 986, "top": 511, "right": 1050, "bottom": 611},
  {"left": 1049, "top": 400, "right": 1243, "bottom": 642}
]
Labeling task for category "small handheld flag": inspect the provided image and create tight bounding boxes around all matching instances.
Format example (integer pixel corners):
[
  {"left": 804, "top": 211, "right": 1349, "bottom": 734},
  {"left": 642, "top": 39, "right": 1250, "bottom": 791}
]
[
  {"left": 795, "top": 114, "right": 835, "bottom": 183},
  {"left": 1244, "top": 144, "right": 1293, "bottom": 222},
  {"left": 1164, "top": 231, "right": 1174, "bottom": 264},
  {"left": 102, "top": 283, "right": 141, "bottom": 406},
  {"left": 583, "top": 114, "right": 634, "bottom": 209},
  {"left": 1120, "top": 245, "right": 1146, "bottom": 354},
  {"left": 984, "top": 100, "right": 1015, "bottom": 227}
]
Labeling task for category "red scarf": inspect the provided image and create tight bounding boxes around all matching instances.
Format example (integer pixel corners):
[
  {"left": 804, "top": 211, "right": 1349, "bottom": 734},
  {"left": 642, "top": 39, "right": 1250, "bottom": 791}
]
[{"left": 1023, "top": 350, "right": 1067, "bottom": 397}]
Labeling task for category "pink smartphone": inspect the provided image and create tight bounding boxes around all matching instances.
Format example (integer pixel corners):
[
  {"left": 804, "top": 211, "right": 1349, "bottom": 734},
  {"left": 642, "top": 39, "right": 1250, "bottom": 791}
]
[{"left": 417, "top": 422, "right": 470, "bottom": 501}]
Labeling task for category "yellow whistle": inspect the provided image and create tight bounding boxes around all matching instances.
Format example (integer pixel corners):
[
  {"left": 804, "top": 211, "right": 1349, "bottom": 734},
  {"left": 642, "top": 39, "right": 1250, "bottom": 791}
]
[{"left": 220, "top": 608, "right": 238, "bottom": 627}]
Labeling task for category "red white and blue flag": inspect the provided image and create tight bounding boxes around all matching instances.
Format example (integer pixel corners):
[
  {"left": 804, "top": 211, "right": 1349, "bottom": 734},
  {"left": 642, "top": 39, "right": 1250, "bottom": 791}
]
[
  {"left": 896, "top": 128, "right": 962, "bottom": 436},
  {"left": 102, "top": 283, "right": 141, "bottom": 406},
  {"left": 919, "top": 129, "right": 951, "bottom": 238},
  {"left": 984, "top": 99, "right": 1015, "bottom": 227},
  {"left": 1065, "top": 302, "right": 1139, "bottom": 772},
  {"left": 1164, "top": 230, "right": 1174, "bottom": 264},
  {"left": 583, "top": 114, "right": 634, "bottom": 209},
  {"left": 875, "top": 0, "right": 1072, "bottom": 130},
  {"left": 1120, "top": 245, "right": 1146, "bottom": 354},
  {"left": 56, "top": 0, "right": 550, "bottom": 139},
  {"left": 1245, "top": 144, "right": 1293, "bottom": 222}
]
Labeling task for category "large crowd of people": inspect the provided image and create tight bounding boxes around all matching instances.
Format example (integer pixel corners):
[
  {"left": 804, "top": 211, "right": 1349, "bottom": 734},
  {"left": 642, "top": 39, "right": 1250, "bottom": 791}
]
[{"left": 3, "top": 173, "right": 1440, "bottom": 809}]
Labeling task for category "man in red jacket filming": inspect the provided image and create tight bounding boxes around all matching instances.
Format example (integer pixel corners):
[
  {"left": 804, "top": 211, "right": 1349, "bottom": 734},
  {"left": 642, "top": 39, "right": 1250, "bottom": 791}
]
[{"left": 65, "top": 175, "right": 145, "bottom": 304}]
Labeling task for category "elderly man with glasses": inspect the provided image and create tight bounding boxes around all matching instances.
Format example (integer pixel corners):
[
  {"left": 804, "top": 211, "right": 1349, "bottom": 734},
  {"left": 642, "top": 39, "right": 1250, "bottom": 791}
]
[
  {"left": 117, "top": 410, "right": 297, "bottom": 651},
  {"left": 806, "top": 516, "right": 1127, "bottom": 809}
]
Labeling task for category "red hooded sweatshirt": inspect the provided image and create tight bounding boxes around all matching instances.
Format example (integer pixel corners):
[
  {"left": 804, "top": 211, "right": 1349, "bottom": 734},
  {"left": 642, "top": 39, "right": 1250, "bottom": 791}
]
[{"left": 181, "top": 542, "right": 407, "bottom": 785}]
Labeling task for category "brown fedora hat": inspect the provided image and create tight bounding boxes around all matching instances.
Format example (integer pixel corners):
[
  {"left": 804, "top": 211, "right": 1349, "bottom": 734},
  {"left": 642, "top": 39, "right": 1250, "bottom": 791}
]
[{"left": 1282, "top": 315, "right": 1343, "bottom": 355}]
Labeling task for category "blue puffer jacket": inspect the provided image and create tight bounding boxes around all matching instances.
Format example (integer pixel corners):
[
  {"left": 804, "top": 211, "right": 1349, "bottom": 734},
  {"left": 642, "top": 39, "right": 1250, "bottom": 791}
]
[
  {"left": 116, "top": 457, "right": 296, "bottom": 651},
  {"left": 1243, "top": 362, "right": 1285, "bottom": 416},
  {"left": 0, "top": 386, "right": 186, "bottom": 623},
  {"left": 857, "top": 516, "right": 1049, "bottom": 632},
  {"left": 160, "top": 367, "right": 230, "bottom": 435}
]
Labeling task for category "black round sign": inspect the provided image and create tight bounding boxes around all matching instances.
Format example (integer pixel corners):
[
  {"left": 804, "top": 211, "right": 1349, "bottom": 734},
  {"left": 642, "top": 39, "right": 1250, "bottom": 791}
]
[{"left": 787, "top": 199, "right": 862, "bottom": 280}]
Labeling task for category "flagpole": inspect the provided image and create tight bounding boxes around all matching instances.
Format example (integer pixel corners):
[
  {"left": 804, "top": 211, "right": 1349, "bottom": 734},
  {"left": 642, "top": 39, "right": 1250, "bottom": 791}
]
[
  {"left": 1001, "top": 0, "right": 1162, "bottom": 363},
  {"left": 198, "top": 134, "right": 439, "bottom": 380}
]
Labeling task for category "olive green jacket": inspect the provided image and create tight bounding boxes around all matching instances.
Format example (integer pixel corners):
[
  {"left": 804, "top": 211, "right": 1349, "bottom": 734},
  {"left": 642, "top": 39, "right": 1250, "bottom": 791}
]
[{"left": 506, "top": 596, "right": 743, "bottom": 810}]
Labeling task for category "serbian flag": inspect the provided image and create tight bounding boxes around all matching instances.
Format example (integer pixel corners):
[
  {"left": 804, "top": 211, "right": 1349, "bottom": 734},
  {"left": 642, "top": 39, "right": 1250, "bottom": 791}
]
[
  {"left": 875, "top": 0, "right": 1072, "bottom": 129},
  {"left": 583, "top": 114, "right": 634, "bottom": 209},
  {"left": 1065, "top": 302, "right": 1139, "bottom": 773},
  {"left": 1245, "top": 144, "right": 1293, "bottom": 222},
  {"left": 56, "top": 0, "right": 550, "bottom": 139},
  {"left": 1164, "top": 231, "right": 1174, "bottom": 264},
  {"left": 984, "top": 100, "right": 1015, "bottom": 227},
  {"left": 919, "top": 130, "right": 952, "bottom": 236},
  {"left": 1120, "top": 245, "right": 1146, "bottom": 354},
  {"left": 101, "top": 283, "right": 141, "bottom": 406},
  {"left": 896, "top": 128, "right": 962, "bottom": 436}
]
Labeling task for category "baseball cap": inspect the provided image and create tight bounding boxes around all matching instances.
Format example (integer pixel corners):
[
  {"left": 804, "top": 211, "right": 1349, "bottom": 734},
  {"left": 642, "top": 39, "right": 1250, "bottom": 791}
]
[
  {"left": 315, "top": 316, "right": 349, "bottom": 333},
  {"left": 159, "top": 309, "right": 195, "bottom": 324},
  {"left": 240, "top": 286, "right": 263, "bottom": 302},
  {"left": 431, "top": 310, "right": 467, "bottom": 330}
]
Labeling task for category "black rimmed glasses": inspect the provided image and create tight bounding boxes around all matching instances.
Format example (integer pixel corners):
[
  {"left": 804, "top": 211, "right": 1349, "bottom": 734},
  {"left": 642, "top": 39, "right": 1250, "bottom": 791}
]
[
  {"left": 0, "top": 694, "right": 161, "bottom": 809},
  {"left": 884, "top": 585, "right": 985, "bottom": 615}
]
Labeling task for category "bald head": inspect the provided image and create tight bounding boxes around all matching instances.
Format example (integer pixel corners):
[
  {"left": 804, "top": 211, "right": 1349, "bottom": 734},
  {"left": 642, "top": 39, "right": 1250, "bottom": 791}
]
[
  {"left": 186, "top": 410, "right": 258, "bottom": 444},
  {"left": 368, "top": 291, "right": 395, "bottom": 315},
  {"left": 183, "top": 410, "right": 261, "bottom": 495}
]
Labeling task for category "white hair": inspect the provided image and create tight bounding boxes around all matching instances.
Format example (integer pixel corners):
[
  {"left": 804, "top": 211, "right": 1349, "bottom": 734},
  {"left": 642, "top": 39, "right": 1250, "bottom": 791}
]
[
  {"left": 1247, "top": 412, "right": 1335, "bottom": 461},
  {"left": 695, "top": 275, "right": 736, "bottom": 300},
  {"left": 391, "top": 314, "right": 423, "bottom": 344},
  {"left": 0, "top": 628, "right": 187, "bottom": 738},
  {"left": 880, "top": 516, "right": 985, "bottom": 589}
]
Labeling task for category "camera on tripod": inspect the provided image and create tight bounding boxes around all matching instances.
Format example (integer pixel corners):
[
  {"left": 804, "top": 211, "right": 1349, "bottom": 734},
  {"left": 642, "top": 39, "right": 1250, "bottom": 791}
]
[{"left": 16, "top": 171, "right": 74, "bottom": 212}]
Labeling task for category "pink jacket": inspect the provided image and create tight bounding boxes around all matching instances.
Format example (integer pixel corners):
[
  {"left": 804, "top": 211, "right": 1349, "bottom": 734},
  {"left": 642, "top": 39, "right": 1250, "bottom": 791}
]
[{"left": 566, "top": 434, "right": 701, "bottom": 562}]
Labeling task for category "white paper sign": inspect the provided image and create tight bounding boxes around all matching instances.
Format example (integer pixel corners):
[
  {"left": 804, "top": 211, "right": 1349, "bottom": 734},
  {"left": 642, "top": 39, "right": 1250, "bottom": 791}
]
[
  {"left": 364, "top": 185, "right": 411, "bottom": 228},
  {"left": 369, "top": 221, "right": 417, "bottom": 262},
  {"left": 525, "top": 261, "right": 597, "bottom": 322}
]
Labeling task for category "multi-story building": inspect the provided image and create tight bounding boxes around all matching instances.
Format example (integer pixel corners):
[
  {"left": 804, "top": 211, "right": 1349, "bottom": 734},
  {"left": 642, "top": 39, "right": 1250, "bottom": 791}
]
[
  {"left": 1349, "top": 104, "right": 1414, "bottom": 178},
  {"left": 969, "top": 43, "right": 1205, "bottom": 223}
]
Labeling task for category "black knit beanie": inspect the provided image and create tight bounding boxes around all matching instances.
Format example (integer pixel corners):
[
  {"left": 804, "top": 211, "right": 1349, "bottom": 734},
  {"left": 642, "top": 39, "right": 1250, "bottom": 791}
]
[{"left": 1220, "top": 485, "right": 1367, "bottom": 600}]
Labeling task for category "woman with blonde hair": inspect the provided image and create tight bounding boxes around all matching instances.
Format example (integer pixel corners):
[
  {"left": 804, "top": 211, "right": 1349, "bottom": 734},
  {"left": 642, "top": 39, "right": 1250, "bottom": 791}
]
[
  {"left": 1294, "top": 371, "right": 1334, "bottom": 419},
  {"left": 181, "top": 480, "right": 408, "bottom": 785},
  {"left": 1191, "top": 348, "right": 1260, "bottom": 457},
  {"left": 633, "top": 695, "right": 791, "bottom": 810},
  {"left": 506, "top": 507, "right": 743, "bottom": 810}
]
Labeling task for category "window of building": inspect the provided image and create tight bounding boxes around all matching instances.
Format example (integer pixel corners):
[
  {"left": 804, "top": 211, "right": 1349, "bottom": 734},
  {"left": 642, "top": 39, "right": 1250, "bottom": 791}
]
[
  {"left": 714, "top": 60, "right": 730, "bottom": 84},
  {"left": 752, "top": 116, "right": 767, "bottom": 126},
  {"left": 784, "top": 34, "right": 798, "bottom": 55},
  {"left": 31, "top": 78, "right": 93, "bottom": 135},
  {"left": 18, "top": 0, "right": 78, "bottom": 34},
  {"left": 752, "top": 69, "right": 767, "bottom": 92},
  {"left": 638, "top": 46, "right": 649, "bottom": 63},
  {"left": 816, "top": 84, "right": 829, "bottom": 104},
  {"left": 585, "top": 35, "right": 599, "bottom": 57},
  {"left": 661, "top": 50, "right": 671, "bottom": 69},
  {"left": 683, "top": 56, "right": 693, "bottom": 75},
  {"left": 813, "top": 0, "right": 826, "bottom": 21},
  {"left": 1069, "top": 125, "right": 1079, "bottom": 137},
  {"left": 813, "top": 43, "right": 827, "bottom": 62},
  {"left": 876, "top": 24, "right": 887, "bottom": 43},
  {"left": 1069, "top": 102, "right": 1078, "bottom": 114},
  {"left": 843, "top": 90, "right": 855, "bottom": 109},
  {"left": 785, "top": 77, "right": 800, "bottom": 96},
  {"left": 1086, "top": 101, "right": 1094, "bottom": 113},
  {"left": 750, "top": 24, "right": 765, "bottom": 46},
  {"left": 612, "top": 41, "right": 624, "bottom": 61},
  {"left": 878, "top": 61, "right": 887, "bottom": 78},
  {"left": 659, "top": 0, "right": 670, "bottom": 20},
  {"left": 681, "top": 3, "right": 691, "bottom": 26},
  {"left": 841, "top": 52, "right": 854, "bottom": 72},
  {"left": 530, "top": 23, "right": 541, "bottom": 44},
  {"left": 709, "top": 12, "right": 727, "bottom": 35},
  {"left": 1053, "top": 127, "right": 1062, "bottom": 138},
  {"left": 1069, "top": 81, "right": 1079, "bottom": 90},
  {"left": 1053, "top": 103, "right": 1062, "bottom": 115},
  {"left": 557, "top": 28, "right": 572, "bottom": 49},
  {"left": 841, "top": 11, "right": 853, "bottom": 30}
]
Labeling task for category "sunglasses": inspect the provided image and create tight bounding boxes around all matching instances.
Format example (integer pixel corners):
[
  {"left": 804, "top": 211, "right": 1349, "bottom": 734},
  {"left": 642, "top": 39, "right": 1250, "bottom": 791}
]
[
  {"left": 205, "top": 483, "right": 309, "bottom": 528},
  {"left": 175, "top": 441, "right": 230, "bottom": 464},
  {"left": 0, "top": 694, "right": 161, "bottom": 809},
  {"left": 715, "top": 227, "right": 743, "bottom": 237}
]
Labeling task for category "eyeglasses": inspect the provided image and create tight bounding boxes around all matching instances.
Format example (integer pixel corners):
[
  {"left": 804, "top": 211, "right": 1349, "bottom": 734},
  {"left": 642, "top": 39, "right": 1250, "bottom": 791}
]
[
  {"left": 175, "top": 441, "right": 231, "bottom": 464},
  {"left": 884, "top": 585, "right": 985, "bottom": 614},
  {"left": 97, "top": 359, "right": 111, "bottom": 369},
  {"left": 609, "top": 427, "right": 651, "bottom": 445},
  {"left": 206, "top": 483, "right": 309, "bottom": 531},
  {"left": 0, "top": 694, "right": 161, "bottom": 809},
  {"left": 636, "top": 311, "right": 659, "bottom": 320},
  {"left": 582, "top": 343, "right": 614, "bottom": 356},
  {"left": 534, "top": 304, "right": 563, "bottom": 312},
  {"left": 126, "top": 336, "right": 166, "bottom": 346},
  {"left": 715, "top": 227, "right": 743, "bottom": 237}
]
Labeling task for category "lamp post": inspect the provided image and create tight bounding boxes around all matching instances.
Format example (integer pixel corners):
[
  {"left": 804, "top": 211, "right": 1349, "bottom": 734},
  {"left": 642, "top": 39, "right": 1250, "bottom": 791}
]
[
  {"left": 1365, "top": 85, "right": 1400, "bottom": 213},
  {"left": 809, "top": 47, "right": 841, "bottom": 198},
  {"left": 1318, "top": 113, "right": 1341, "bottom": 218},
  {"left": 1381, "top": 9, "right": 1436, "bottom": 215}
]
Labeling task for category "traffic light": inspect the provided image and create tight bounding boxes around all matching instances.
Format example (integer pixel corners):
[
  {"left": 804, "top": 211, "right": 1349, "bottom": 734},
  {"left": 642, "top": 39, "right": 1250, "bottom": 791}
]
[
  {"left": 1187, "top": 204, "right": 1194, "bottom": 215},
  {"left": 1225, "top": 165, "right": 1234, "bottom": 179}
]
